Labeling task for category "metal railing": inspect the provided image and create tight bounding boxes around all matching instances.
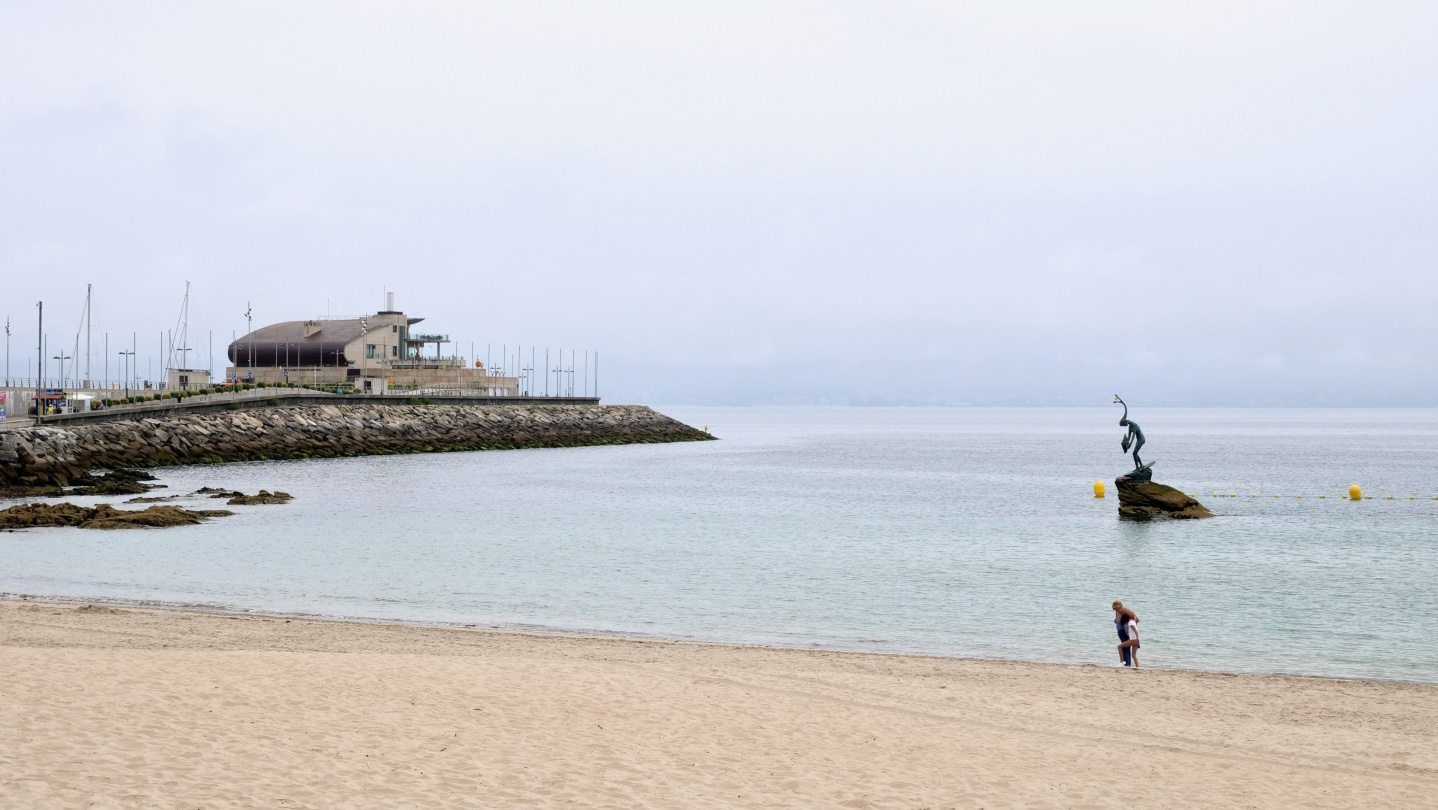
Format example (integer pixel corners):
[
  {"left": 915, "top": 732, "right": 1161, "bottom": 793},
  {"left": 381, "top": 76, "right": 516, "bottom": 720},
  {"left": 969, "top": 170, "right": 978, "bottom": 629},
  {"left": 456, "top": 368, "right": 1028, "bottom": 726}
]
[{"left": 2, "top": 377, "right": 170, "bottom": 391}]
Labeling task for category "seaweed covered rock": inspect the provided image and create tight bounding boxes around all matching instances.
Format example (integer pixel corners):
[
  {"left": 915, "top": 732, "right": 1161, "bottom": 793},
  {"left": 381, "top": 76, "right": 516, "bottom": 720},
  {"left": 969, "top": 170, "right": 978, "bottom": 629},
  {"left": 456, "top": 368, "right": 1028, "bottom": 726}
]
[
  {"left": 125, "top": 487, "right": 251, "bottom": 504},
  {"left": 69, "top": 468, "right": 161, "bottom": 495},
  {"left": 0, "top": 502, "right": 233, "bottom": 530},
  {"left": 1115, "top": 478, "right": 1214, "bottom": 520},
  {"left": 0, "top": 502, "right": 94, "bottom": 528},
  {"left": 1, "top": 467, "right": 160, "bottom": 500},
  {"left": 225, "top": 490, "right": 292, "bottom": 505},
  {"left": 81, "top": 504, "right": 233, "bottom": 529},
  {"left": 0, "top": 482, "right": 66, "bottom": 499}
]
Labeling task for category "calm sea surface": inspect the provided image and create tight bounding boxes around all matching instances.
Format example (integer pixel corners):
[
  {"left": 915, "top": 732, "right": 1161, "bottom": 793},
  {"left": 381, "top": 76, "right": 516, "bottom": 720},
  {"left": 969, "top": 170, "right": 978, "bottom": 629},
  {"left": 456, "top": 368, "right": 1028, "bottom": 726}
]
[{"left": 3, "top": 407, "right": 1436, "bottom": 683}]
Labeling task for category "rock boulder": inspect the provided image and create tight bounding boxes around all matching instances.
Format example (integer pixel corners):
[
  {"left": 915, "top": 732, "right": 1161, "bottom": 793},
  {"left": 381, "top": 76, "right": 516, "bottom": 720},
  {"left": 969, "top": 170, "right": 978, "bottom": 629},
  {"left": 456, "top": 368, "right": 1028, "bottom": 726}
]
[
  {"left": 0, "top": 502, "right": 234, "bottom": 530},
  {"left": 1115, "top": 477, "right": 1214, "bottom": 520}
]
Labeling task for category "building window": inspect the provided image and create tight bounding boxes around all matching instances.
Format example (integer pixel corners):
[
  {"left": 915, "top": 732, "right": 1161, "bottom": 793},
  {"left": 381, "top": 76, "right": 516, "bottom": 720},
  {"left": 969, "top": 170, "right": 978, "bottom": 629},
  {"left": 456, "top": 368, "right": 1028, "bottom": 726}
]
[
  {"left": 366, "top": 344, "right": 376, "bottom": 359},
  {"left": 392, "top": 325, "right": 398, "bottom": 333},
  {"left": 391, "top": 345, "right": 397, "bottom": 356}
]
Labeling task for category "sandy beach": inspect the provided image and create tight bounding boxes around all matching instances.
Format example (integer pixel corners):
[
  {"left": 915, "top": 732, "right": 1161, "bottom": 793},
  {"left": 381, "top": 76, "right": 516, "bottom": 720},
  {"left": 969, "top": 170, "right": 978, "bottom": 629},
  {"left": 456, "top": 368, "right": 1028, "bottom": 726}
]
[{"left": 2, "top": 600, "right": 1435, "bottom": 808}]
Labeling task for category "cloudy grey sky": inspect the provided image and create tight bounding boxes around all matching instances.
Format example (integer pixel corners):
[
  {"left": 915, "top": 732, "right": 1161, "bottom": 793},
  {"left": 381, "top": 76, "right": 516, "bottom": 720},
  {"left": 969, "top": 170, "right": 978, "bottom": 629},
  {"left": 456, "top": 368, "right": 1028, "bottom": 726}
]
[{"left": 3, "top": 2, "right": 1436, "bottom": 405}]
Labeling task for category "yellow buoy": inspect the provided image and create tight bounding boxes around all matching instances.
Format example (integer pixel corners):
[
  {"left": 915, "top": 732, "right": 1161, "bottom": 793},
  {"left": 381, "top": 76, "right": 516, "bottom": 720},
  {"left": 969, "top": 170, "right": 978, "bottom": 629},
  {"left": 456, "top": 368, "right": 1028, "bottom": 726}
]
[
  {"left": 1297, "top": 494, "right": 1302, "bottom": 498},
  {"left": 1230, "top": 493, "right": 1235, "bottom": 497},
  {"left": 1274, "top": 494, "right": 1279, "bottom": 498},
  {"left": 1094, "top": 481, "right": 1106, "bottom": 498},
  {"left": 1319, "top": 495, "right": 1324, "bottom": 499},
  {"left": 1386, "top": 495, "right": 1393, "bottom": 500},
  {"left": 1349, "top": 484, "right": 1362, "bottom": 501}
]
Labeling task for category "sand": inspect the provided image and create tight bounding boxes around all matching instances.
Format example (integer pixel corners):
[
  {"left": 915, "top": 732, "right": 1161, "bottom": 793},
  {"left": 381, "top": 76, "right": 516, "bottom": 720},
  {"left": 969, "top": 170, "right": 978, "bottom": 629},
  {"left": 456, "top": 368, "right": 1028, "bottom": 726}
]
[{"left": 2, "top": 601, "right": 1435, "bottom": 808}]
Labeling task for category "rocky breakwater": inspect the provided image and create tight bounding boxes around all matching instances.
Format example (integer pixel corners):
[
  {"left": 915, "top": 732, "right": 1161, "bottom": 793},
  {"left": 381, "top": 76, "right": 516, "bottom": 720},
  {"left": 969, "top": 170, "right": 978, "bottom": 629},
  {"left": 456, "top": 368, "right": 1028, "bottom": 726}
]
[
  {"left": 0, "top": 403, "right": 712, "bottom": 487},
  {"left": 1115, "top": 476, "right": 1214, "bottom": 520}
]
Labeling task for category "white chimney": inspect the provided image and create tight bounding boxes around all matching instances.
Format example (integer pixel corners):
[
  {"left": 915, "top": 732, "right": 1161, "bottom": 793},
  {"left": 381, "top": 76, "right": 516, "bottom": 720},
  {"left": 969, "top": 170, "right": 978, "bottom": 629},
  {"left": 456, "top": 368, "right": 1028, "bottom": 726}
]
[{"left": 386, "top": 291, "right": 395, "bottom": 311}]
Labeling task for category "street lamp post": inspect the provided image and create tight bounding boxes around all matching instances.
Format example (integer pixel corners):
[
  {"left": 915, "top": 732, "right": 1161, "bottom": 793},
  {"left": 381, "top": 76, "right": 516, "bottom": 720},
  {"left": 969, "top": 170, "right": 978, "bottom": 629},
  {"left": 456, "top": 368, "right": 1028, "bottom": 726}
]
[
  {"left": 52, "top": 349, "right": 71, "bottom": 415},
  {"left": 35, "top": 302, "right": 42, "bottom": 422},
  {"left": 53, "top": 351, "right": 71, "bottom": 390},
  {"left": 118, "top": 349, "right": 135, "bottom": 401},
  {"left": 244, "top": 303, "right": 252, "bottom": 370},
  {"left": 359, "top": 320, "right": 368, "bottom": 394}
]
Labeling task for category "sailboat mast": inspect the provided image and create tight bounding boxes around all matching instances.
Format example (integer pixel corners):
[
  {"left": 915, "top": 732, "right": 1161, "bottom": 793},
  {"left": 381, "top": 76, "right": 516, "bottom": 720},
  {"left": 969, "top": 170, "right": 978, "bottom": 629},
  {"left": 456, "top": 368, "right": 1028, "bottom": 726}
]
[
  {"left": 85, "top": 283, "right": 91, "bottom": 386},
  {"left": 181, "top": 281, "right": 190, "bottom": 370}
]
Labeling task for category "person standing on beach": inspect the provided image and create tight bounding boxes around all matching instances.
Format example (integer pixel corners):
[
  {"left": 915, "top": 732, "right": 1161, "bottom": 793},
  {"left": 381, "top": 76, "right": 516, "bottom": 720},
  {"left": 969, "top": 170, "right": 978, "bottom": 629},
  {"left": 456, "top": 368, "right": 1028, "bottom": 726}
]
[
  {"left": 1115, "top": 603, "right": 1141, "bottom": 668},
  {"left": 1112, "top": 601, "right": 1139, "bottom": 667}
]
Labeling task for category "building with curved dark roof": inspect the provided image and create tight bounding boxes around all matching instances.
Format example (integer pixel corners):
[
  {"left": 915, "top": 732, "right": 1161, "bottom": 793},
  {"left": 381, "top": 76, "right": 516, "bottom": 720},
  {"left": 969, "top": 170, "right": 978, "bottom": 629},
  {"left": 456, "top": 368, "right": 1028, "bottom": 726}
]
[
  {"left": 228, "top": 317, "right": 376, "bottom": 368},
  {"left": 225, "top": 297, "right": 517, "bottom": 395}
]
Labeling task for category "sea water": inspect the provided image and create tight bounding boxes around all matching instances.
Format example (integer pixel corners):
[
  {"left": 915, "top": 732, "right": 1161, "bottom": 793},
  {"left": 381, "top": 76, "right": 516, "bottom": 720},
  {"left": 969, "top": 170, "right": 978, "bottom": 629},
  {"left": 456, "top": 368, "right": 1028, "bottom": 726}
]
[{"left": 3, "top": 407, "right": 1435, "bottom": 683}]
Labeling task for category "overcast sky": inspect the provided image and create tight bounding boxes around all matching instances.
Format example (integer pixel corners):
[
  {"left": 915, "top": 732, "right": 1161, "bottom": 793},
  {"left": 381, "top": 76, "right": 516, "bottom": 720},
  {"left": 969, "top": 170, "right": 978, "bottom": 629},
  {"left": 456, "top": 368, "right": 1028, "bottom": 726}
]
[{"left": 3, "top": 2, "right": 1436, "bottom": 405}]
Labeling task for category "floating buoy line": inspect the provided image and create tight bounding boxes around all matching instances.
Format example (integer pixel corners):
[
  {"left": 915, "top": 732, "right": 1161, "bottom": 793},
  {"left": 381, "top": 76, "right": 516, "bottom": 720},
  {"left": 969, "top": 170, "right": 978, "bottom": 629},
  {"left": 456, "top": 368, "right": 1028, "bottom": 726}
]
[{"left": 1096, "top": 482, "right": 1436, "bottom": 500}]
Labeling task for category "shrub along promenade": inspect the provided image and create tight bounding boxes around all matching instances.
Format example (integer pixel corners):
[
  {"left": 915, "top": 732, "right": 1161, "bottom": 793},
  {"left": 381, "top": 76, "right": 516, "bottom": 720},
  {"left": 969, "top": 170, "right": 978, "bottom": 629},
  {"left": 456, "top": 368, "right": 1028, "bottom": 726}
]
[{"left": 0, "top": 400, "right": 712, "bottom": 488}]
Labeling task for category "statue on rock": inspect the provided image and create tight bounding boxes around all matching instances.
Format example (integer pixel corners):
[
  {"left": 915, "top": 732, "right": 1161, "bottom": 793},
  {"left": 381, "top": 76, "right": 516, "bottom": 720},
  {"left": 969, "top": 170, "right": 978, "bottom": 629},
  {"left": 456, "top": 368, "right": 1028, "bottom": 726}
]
[
  {"left": 1113, "top": 395, "right": 1151, "bottom": 481},
  {"left": 1109, "top": 395, "right": 1212, "bottom": 519}
]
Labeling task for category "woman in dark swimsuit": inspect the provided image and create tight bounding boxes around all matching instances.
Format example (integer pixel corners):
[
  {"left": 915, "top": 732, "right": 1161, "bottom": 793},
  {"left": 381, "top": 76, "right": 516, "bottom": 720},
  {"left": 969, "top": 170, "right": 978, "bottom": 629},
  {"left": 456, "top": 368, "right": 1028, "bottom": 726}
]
[{"left": 1112, "top": 601, "right": 1139, "bottom": 666}]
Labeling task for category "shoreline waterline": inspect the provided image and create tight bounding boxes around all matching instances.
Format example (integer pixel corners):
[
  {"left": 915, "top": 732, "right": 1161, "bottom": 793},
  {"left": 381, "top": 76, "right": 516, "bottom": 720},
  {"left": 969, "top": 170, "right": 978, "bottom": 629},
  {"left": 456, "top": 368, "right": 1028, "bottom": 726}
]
[{"left": 6, "top": 593, "right": 1429, "bottom": 689}]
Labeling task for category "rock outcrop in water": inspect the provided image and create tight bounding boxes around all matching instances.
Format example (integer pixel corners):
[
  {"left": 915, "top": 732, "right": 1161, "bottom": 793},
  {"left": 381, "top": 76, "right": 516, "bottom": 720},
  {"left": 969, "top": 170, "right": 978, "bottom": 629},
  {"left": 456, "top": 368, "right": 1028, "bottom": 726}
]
[
  {"left": 0, "top": 502, "right": 234, "bottom": 530},
  {"left": 0, "top": 403, "right": 711, "bottom": 488},
  {"left": 124, "top": 487, "right": 283, "bottom": 504},
  {"left": 1115, "top": 477, "right": 1214, "bottom": 520},
  {"left": 0, "top": 467, "right": 161, "bottom": 499},
  {"left": 68, "top": 468, "right": 161, "bottom": 495},
  {"left": 225, "top": 490, "right": 293, "bottom": 505}
]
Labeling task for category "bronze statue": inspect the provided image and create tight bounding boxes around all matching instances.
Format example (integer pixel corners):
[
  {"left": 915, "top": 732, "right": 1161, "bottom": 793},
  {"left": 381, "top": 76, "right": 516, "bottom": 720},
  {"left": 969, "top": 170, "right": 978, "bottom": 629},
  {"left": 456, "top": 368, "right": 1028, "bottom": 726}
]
[{"left": 1114, "top": 395, "right": 1151, "bottom": 479}]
